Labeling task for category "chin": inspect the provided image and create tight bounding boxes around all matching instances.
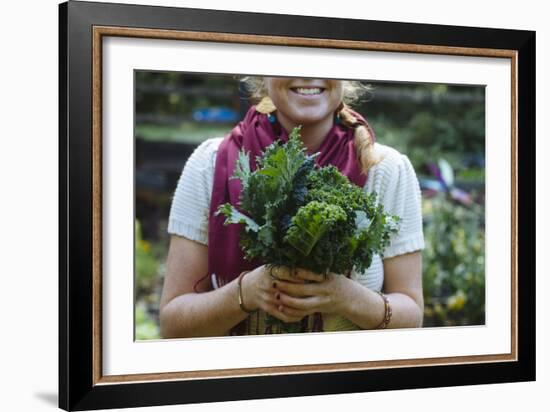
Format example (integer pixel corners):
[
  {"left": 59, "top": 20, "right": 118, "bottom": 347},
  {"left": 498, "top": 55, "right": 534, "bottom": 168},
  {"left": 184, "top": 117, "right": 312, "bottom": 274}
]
[{"left": 290, "top": 112, "right": 332, "bottom": 126}]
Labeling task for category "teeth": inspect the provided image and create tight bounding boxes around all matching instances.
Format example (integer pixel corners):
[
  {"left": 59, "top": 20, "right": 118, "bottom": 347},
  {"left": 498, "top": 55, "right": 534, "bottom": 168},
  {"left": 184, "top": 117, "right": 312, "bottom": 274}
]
[{"left": 294, "top": 87, "right": 322, "bottom": 95}]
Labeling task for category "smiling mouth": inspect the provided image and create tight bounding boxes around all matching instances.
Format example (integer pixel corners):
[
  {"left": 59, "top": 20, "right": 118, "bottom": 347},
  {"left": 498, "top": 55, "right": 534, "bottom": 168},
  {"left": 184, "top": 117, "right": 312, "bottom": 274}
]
[{"left": 290, "top": 87, "right": 325, "bottom": 96}]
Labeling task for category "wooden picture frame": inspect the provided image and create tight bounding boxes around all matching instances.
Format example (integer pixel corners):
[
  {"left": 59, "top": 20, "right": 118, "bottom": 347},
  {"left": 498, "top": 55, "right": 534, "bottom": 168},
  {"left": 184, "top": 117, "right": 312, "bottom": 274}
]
[{"left": 59, "top": 1, "right": 535, "bottom": 410}]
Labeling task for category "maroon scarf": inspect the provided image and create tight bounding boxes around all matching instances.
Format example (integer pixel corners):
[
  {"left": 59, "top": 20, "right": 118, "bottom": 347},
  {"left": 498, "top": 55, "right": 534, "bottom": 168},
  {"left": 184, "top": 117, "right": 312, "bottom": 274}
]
[{"left": 207, "top": 105, "right": 374, "bottom": 285}]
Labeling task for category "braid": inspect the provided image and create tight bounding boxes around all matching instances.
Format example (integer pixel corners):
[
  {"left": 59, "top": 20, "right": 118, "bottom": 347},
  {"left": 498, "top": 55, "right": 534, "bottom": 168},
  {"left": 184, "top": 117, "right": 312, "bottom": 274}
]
[{"left": 338, "top": 105, "right": 379, "bottom": 174}]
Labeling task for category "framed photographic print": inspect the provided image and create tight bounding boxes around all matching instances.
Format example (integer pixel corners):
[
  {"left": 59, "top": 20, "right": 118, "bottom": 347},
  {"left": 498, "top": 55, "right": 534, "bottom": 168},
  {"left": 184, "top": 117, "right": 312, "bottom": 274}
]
[{"left": 59, "top": 1, "right": 535, "bottom": 410}]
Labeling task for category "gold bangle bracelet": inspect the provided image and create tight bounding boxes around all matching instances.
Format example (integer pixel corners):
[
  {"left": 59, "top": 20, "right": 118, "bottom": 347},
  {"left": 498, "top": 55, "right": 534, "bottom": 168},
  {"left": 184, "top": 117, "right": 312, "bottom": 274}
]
[
  {"left": 237, "top": 270, "right": 256, "bottom": 314},
  {"left": 375, "top": 291, "right": 392, "bottom": 329}
]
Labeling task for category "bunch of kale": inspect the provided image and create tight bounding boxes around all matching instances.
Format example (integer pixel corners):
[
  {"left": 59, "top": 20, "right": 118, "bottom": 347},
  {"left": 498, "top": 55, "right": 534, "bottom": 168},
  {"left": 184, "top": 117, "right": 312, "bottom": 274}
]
[{"left": 217, "top": 127, "right": 400, "bottom": 279}]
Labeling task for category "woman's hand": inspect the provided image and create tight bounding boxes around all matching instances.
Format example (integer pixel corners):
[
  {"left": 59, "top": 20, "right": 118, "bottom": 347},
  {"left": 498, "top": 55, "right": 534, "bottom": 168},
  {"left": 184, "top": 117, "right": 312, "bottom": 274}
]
[
  {"left": 270, "top": 269, "right": 355, "bottom": 319},
  {"left": 271, "top": 252, "right": 424, "bottom": 330},
  {"left": 240, "top": 265, "right": 308, "bottom": 323}
]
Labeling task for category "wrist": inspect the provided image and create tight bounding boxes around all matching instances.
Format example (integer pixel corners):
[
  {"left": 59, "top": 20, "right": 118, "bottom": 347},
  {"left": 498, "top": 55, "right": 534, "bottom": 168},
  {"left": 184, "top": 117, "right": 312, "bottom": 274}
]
[
  {"left": 333, "top": 278, "right": 387, "bottom": 329},
  {"left": 239, "top": 269, "right": 259, "bottom": 312},
  {"left": 373, "top": 291, "right": 392, "bottom": 329},
  {"left": 332, "top": 275, "right": 356, "bottom": 317}
]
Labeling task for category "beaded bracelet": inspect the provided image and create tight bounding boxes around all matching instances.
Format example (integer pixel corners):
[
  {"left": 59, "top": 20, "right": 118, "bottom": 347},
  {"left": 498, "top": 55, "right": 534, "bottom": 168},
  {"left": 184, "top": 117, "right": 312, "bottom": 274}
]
[
  {"left": 237, "top": 270, "right": 256, "bottom": 314},
  {"left": 375, "top": 291, "right": 392, "bottom": 329}
]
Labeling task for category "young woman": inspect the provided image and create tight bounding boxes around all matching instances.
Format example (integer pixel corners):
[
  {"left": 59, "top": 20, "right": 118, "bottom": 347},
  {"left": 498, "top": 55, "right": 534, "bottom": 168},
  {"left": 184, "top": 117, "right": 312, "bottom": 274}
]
[{"left": 159, "top": 77, "right": 424, "bottom": 337}]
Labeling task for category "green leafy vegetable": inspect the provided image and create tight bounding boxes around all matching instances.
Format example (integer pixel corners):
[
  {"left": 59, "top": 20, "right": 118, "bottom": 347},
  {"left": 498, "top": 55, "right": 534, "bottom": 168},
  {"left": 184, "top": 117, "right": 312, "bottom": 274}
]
[
  {"left": 217, "top": 127, "right": 400, "bottom": 332},
  {"left": 285, "top": 201, "right": 347, "bottom": 256}
]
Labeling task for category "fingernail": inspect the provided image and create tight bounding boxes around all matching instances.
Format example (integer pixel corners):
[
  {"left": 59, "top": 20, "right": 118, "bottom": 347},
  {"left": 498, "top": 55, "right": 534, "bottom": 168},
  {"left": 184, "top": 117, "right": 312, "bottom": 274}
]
[{"left": 278, "top": 305, "right": 284, "bottom": 312}]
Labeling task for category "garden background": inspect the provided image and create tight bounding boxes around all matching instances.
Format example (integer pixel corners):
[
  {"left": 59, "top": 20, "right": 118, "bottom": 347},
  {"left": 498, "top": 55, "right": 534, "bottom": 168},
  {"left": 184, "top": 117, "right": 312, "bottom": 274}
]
[{"left": 134, "top": 72, "right": 486, "bottom": 339}]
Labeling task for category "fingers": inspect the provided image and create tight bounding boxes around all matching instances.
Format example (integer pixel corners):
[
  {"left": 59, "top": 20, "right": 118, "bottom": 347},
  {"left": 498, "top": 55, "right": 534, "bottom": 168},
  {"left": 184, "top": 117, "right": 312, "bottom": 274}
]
[
  {"left": 264, "top": 303, "right": 304, "bottom": 323},
  {"left": 294, "top": 268, "right": 327, "bottom": 283},
  {"left": 278, "top": 293, "right": 327, "bottom": 312},
  {"left": 266, "top": 265, "right": 329, "bottom": 283},
  {"left": 273, "top": 279, "right": 323, "bottom": 297},
  {"left": 256, "top": 265, "right": 332, "bottom": 323},
  {"left": 255, "top": 281, "right": 305, "bottom": 323},
  {"left": 276, "top": 304, "right": 309, "bottom": 320},
  {"left": 267, "top": 265, "right": 306, "bottom": 283},
  {"left": 262, "top": 290, "right": 325, "bottom": 323}
]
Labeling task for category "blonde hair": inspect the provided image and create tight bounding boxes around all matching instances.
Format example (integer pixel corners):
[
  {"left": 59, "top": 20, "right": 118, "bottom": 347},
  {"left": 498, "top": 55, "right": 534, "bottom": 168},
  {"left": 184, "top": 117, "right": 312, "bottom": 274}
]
[{"left": 240, "top": 77, "right": 378, "bottom": 174}]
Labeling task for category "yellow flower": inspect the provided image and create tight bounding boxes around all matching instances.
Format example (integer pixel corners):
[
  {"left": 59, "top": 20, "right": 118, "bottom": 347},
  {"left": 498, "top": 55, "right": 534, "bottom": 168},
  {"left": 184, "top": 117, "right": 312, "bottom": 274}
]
[
  {"left": 140, "top": 239, "right": 151, "bottom": 253},
  {"left": 447, "top": 291, "right": 466, "bottom": 311}
]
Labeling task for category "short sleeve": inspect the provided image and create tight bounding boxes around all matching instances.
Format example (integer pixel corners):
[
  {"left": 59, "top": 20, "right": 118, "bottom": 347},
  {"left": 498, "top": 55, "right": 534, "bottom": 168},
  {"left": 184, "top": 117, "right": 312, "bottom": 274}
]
[
  {"left": 167, "top": 138, "right": 222, "bottom": 245},
  {"left": 365, "top": 144, "right": 425, "bottom": 259}
]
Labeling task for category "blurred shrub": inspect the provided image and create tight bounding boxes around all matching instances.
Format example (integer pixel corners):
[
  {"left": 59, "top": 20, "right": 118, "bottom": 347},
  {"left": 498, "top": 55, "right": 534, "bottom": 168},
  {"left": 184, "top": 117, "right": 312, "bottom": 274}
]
[
  {"left": 363, "top": 84, "right": 485, "bottom": 172},
  {"left": 135, "top": 220, "right": 162, "bottom": 339},
  {"left": 422, "top": 195, "right": 485, "bottom": 326},
  {"left": 136, "top": 220, "right": 159, "bottom": 294},
  {"left": 136, "top": 303, "right": 160, "bottom": 340}
]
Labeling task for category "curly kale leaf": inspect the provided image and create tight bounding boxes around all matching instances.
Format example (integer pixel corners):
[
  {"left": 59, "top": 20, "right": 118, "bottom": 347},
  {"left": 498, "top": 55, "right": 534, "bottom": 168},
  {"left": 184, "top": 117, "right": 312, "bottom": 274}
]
[
  {"left": 237, "top": 127, "right": 316, "bottom": 227},
  {"left": 284, "top": 201, "right": 347, "bottom": 256}
]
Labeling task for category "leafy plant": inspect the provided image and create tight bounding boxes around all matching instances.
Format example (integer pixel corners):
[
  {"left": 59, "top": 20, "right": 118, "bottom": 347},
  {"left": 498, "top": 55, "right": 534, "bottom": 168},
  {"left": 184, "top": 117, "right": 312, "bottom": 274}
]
[
  {"left": 218, "top": 127, "right": 399, "bottom": 332},
  {"left": 135, "top": 220, "right": 163, "bottom": 339},
  {"left": 422, "top": 195, "right": 485, "bottom": 326},
  {"left": 135, "top": 220, "right": 159, "bottom": 294},
  {"left": 135, "top": 303, "right": 161, "bottom": 340}
]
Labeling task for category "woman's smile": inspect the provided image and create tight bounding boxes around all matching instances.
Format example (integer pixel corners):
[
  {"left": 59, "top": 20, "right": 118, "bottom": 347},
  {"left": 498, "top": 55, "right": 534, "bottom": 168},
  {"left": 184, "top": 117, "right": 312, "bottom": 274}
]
[
  {"left": 290, "top": 86, "right": 325, "bottom": 97},
  {"left": 265, "top": 77, "right": 343, "bottom": 129}
]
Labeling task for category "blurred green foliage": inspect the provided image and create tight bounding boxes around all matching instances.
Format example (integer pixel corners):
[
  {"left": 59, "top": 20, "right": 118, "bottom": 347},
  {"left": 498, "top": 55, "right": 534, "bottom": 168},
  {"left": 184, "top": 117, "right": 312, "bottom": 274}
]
[
  {"left": 422, "top": 195, "right": 485, "bottom": 326},
  {"left": 136, "top": 303, "right": 160, "bottom": 340},
  {"left": 135, "top": 71, "right": 240, "bottom": 144},
  {"left": 134, "top": 72, "right": 486, "bottom": 338},
  {"left": 136, "top": 123, "right": 231, "bottom": 144},
  {"left": 136, "top": 220, "right": 158, "bottom": 293},
  {"left": 135, "top": 220, "right": 162, "bottom": 340},
  {"left": 364, "top": 83, "right": 485, "bottom": 172}
]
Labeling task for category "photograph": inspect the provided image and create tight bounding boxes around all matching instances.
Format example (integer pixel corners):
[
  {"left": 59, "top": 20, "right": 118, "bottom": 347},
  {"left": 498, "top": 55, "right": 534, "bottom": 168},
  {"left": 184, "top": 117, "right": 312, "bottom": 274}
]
[
  {"left": 57, "top": 1, "right": 535, "bottom": 409},
  {"left": 2, "top": 0, "right": 545, "bottom": 409},
  {"left": 134, "top": 72, "right": 486, "bottom": 340}
]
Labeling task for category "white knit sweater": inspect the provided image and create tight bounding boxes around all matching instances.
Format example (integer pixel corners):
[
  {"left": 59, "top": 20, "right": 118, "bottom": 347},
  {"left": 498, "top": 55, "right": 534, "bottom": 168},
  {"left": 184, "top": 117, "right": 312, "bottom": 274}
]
[{"left": 168, "top": 137, "right": 425, "bottom": 297}]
